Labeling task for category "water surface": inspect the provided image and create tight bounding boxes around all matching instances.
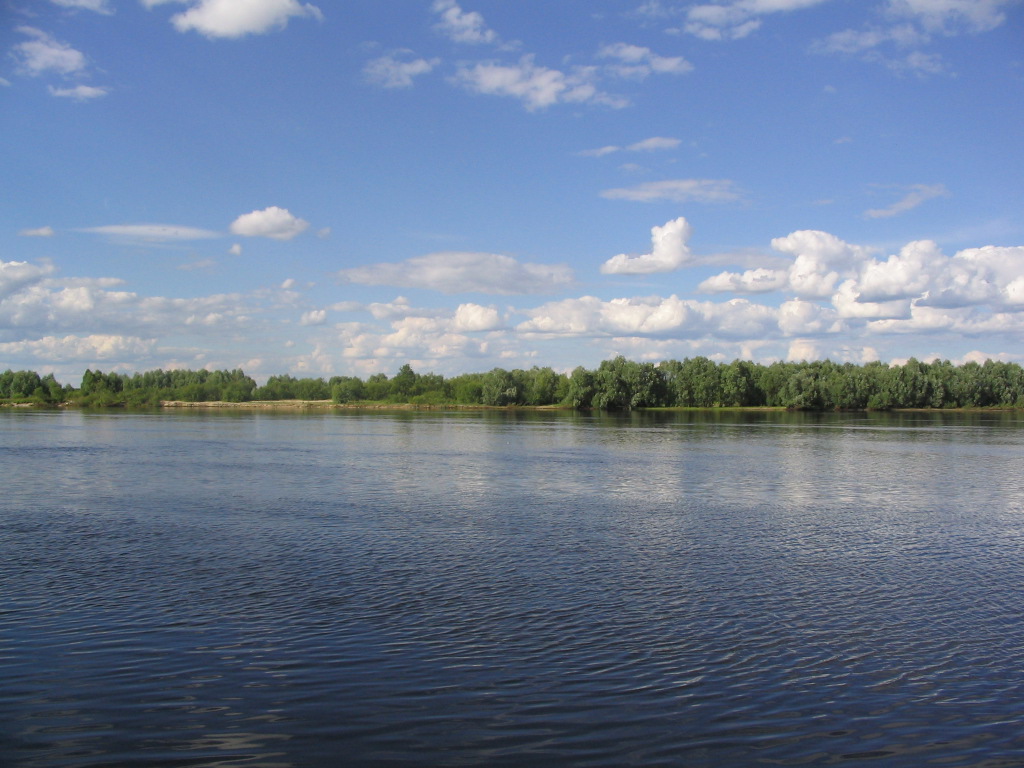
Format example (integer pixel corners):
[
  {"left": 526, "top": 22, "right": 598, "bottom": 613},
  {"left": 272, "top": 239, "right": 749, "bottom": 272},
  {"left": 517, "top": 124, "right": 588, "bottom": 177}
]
[{"left": 2, "top": 409, "right": 1023, "bottom": 766}]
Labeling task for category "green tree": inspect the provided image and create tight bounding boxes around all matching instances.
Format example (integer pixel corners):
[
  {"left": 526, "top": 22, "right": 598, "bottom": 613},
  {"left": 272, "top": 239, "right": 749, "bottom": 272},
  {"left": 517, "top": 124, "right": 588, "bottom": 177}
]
[{"left": 566, "top": 366, "right": 596, "bottom": 408}]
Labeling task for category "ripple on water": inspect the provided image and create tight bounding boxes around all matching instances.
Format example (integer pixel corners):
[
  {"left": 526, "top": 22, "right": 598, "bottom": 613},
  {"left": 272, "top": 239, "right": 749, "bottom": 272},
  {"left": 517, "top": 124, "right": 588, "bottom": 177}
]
[{"left": 2, "top": 411, "right": 1024, "bottom": 767}]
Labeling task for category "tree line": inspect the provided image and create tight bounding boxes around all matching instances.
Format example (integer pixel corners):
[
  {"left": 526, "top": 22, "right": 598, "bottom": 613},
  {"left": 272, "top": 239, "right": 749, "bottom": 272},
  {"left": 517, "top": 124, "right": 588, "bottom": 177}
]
[
  {"left": 2, "top": 356, "right": 1023, "bottom": 410},
  {"left": 2, "top": 358, "right": 1024, "bottom": 411}
]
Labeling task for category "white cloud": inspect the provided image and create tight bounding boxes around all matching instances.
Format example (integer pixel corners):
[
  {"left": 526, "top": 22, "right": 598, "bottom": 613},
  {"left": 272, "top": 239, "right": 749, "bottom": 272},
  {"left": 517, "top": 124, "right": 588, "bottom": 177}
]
[
  {"left": 579, "top": 136, "right": 681, "bottom": 157},
  {"left": 0, "top": 334, "right": 155, "bottom": 361},
  {"left": 19, "top": 226, "right": 55, "bottom": 238},
  {"left": 453, "top": 55, "right": 628, "bottom": 110},
  {"left": 177, "top": 258, "right": 216, "bottom": 272},
  {"left": 778, "top": 298, "right": 836, "bottom": 335},
  {"left": 864, "top": 183, "right": 948, "bottom": 218},
  {"left": 600, "top": 179, "right": 741, "bottom": 203},
  {"left": 763, "top": 234, "right": 1024, "bottom": 319},
  {"left": 601, "top": 217, "right": 695, "bottom": 275},
  {"left": 229, "top": 243, "right": 243, "bottom": 256},
  {"left": 0, "top": 276, "right": 259, "bottom": 341},
  {"left": 48, "top": 84, "right": 110, "bottom": 101},
  {"left": 432, "top": 0, "right": 497, "bottom": 45},
  {"left": 168, "top": 0, "right": 323, "bottom": 39},
  {"left": 702, "top": 230, "right": 872, "bottom": 299},
  {"left": 337, "top": 251, "right": 574, "bottom": 295},
  {"left": 50, "top": 0, "right": 112, "bottom": 13},
  {"left": 230, "top": 207, "right": 309, "bottom": 240},
  {"left": 518, "top": 294, "right": 778, "bottom": 340},
  {"left": 319, "top": 301, "right": 504, "bottom": 369},
  {"left": 300, "top": 309, "right": 326, "bottom": 326},
  {"left": 12, "top": 27, "right": 87, "bottom": 76},
  {"left": 628, "top": 136, "right": 682, "bottom": 152},
  {"left": 598, "top": 43, "right": 693, "bottom": 79},
  {"left": 364, "top": 53, "right": 440, "bottom": 89},
  {"left": 81, "top": 224, "right": 223, "bottom": 241},
  {"left": 832, "top": 279, "right": 912, "bottom": 319},
  {"left": 815, "top": 23, "right": 929, "bottom": 55},
  {"left": 579, "top": 145, "right": 622, "bottom": 157},
  {"left": 814, "top": 1, "right": 1015, "bottom": 74},
  {"left": 855, "top": 239, "right": 939, "bottom": 301},
  {"left": 452, "top": 303, "right": 502, "bottom": 331},
  {"left": 1, "top": 260, "right": 57, "bottom": 299},
  {"left": 922, "top": 244, "right": 1024, "bottom": 309},
  {"left": 885, "top": 0, "right": 1015, "bottom": 33},
  {"left": 786, "top": 339, "right": 822, "bottom": 362},
  {"left": 699, "top": 267, "right": 789, "bottom": 293},
  {"left": 684, "top": 0, "right": 830, "bottom": 41},
  {"left": 366, "top": 297, "right": 427, "bottom": 320},
  {"left": 773, "top": 229, "right": 870, "bottom": 298}
]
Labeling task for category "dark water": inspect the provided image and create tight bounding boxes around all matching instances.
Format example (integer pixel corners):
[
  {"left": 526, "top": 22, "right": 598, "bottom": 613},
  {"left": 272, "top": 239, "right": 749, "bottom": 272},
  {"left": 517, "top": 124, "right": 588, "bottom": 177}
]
[{"left": 2, "top": 408, "right": 1023, "bottom": 767}]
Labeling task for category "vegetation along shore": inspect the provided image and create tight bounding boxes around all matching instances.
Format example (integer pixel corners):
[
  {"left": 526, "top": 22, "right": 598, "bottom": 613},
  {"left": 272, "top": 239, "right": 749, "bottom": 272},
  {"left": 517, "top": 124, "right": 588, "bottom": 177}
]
[{"left": 2, "top": 357, "right": 1023, "bottom": 411}]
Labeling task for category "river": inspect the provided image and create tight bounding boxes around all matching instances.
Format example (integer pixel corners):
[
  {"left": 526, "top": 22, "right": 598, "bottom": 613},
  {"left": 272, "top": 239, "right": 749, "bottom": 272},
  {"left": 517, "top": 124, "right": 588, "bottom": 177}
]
[{"left": 2, "top": 408, "right": 1022, "bottom": 767}]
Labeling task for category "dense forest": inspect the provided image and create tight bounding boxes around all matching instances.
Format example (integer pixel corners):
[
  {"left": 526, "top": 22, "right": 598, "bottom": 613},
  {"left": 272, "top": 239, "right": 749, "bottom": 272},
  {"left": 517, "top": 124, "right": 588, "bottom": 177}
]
[{"left": 3, "top": 357, "right": 1023, "bottom": 410}]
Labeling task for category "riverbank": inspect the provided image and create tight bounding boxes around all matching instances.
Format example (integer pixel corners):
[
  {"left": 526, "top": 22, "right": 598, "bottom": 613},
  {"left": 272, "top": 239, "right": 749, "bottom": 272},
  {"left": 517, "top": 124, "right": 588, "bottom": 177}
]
[{"left": 157, "top": 400, "right": 566, "bottom": 410}]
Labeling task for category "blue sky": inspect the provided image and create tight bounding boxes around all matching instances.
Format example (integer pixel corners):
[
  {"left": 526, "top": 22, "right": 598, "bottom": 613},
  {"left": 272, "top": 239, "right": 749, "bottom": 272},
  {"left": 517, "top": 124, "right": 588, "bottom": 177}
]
[{"left": 3, "top": 0, "right": 1023, "bottom": 384}]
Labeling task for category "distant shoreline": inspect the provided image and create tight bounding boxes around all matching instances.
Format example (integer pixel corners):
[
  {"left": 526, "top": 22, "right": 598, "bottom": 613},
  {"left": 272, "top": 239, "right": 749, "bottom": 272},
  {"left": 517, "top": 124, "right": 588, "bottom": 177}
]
[
  {"left": 154, "top": 401, "right": 1017, "bottom": 413},
  {"left": 3, "top": 400, "right": 1019, "bottom": 413},
  {"left": 157, "top": 400, "right": 571, "bottom": 410}
]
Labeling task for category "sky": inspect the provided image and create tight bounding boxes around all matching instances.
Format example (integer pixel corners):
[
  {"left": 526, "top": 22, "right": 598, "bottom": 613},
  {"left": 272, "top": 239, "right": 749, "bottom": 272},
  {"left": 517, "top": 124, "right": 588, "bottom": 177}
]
[{"left": 2, "top": 0, "right": 1023, "bottom": 384}]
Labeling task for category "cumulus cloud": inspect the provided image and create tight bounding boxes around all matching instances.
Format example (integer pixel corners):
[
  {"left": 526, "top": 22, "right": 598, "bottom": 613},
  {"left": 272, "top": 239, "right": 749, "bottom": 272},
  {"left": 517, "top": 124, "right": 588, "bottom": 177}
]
[
  {"left": 230, "top": 207, "right": 309, "bottom": 240},
  {"left": 1, "top": 260, "right": 57, "bottom": 299},
  {"left": 778, "top": 298, "right": 836, "bottom": 336},
  {"left": 0, "top": 334, "right": 155, "bottom": 361},
  {"left": 601, "top": 179, "right": 741, "bottom": 203},
  {"left": 699, "top": 267, "right": 789, "bottom": 293},
  {"left": 832, "top": 279, "right": 912, "bottom": 320},
  {"left": 602, "top": 217, "right": 695, "bottom": 275},
  {"left": 864, "top": 183, "right": 949, "bottom": 218},
  {"left": 701, "top": 228, "right": 1024, "bottom": 332},
  {"left": 453, "top": 55, "right": 628, "bottom": 110},
  {"left": 855, "top": 239, "right": 939, "bottom": 301},
  {"left": 786, "top": 339, "right": 822, "bottom": 362},
  {"left": 773, "top": 229, "right": 869, "bottom": 298},
  {"left": 364, "top": 52, "right": 440, "bottom": 88},
  {"left": 12, "top": 27, "right": 88, "bottom": 76},
  {"left": 300, "top": 309, "right": 326, "bottom": 326},
  {"left": 19, "top": 226, "right": 55, "bottom": 238},
  {"left": 337, "top": 251, "right": 574, "bottom": 295},
  {"left": 453, "top": 303, "right": 502, "bottom": 331},
  {"left": 432, "top": 0, "right": 498, "bottom": 45},
  {"left": 921, "top": 245, "right": 1024, "bottom": 309},
  {"left": 0, "top": 275, "right": 261, "bottom": 345},
  {"left": 598, "top": 43, "right": 693, "bottom": 79},
  {"left": 81, "top": 224, "right": 223, "bottom": 241},
  {"left": 518, "top": 294, "right": 780, "bottom": 340},
  {"left": 324, "top": 301, "right": 503, "bottom": 368},
  {"left": 701, "top": 229, "right": 872, "bottom": 299},
  {"left": 166, "top": 0, "right": 323, "bottom": 39}
]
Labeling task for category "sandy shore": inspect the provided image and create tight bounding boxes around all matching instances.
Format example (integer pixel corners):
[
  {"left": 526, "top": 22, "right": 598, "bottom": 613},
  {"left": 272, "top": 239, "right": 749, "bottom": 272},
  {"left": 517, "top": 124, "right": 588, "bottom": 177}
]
[{"left": 159, "top": 400, "right": 424, "bottom": 409}]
